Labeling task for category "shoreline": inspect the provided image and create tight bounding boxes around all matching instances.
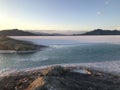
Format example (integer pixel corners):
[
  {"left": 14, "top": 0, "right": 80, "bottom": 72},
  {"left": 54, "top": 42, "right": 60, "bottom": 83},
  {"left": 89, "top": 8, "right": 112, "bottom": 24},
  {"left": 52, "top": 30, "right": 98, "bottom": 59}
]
[
  {"left": 0, "top": 36, "right": 47, "bottom": 54},
  {"left": 0, "top": 45, "right": 47, "bottom": 54},
  {"left": 0, "top": 50, "right": 38, "bottom": 54},
  {"left": 0, "top": 62, "right": 120, "bottom": 77},
  {"left": 0, "top": 63, "right": 119, "bottom": 77}
]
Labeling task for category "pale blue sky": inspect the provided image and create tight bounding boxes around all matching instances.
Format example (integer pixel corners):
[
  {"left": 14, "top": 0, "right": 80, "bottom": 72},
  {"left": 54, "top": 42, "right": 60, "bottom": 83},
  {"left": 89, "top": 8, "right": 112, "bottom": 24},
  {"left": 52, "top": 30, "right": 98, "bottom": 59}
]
[{"left": 0, "top": 0, "right": 120, "bottom": 31}]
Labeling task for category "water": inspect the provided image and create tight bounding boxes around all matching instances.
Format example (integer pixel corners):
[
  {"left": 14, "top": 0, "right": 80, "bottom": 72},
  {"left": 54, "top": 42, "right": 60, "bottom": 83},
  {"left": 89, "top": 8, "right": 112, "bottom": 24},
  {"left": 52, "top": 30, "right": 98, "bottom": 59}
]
[{"left": 1, "top": 36, "right": 120, "bottom": 74}]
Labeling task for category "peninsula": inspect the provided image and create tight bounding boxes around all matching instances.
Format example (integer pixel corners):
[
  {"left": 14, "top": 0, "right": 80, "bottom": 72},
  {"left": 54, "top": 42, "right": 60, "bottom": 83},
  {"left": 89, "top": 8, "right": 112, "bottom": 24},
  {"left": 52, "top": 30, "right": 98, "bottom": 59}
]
[{"left": 0, "top": 36, "right": 46, "bottom": 53}]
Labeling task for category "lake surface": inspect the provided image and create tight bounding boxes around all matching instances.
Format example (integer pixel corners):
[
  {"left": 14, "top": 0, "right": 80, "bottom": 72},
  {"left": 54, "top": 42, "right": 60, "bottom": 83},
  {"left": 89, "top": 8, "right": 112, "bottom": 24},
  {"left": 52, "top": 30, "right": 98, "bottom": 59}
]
[{"left": 1, "top": 36, "right": 120, "bottom": 74}]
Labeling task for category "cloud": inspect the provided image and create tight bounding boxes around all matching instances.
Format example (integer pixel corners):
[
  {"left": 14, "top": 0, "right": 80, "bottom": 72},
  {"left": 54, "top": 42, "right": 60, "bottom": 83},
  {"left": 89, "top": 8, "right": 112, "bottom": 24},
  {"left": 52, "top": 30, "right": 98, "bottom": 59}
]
[
  {"left": 96, "top": 11, "right": 102, "bottom": 15},
  {"left": 105, "top": 0, "right": 110, "bottom": 5}
]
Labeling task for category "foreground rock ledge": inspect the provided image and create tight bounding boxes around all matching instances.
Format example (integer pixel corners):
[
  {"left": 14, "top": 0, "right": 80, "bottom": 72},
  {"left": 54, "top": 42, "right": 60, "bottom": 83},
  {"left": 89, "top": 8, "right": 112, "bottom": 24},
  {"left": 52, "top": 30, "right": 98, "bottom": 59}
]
[{"left": 0, "top": 66, "right": 120, "bottom": 90}]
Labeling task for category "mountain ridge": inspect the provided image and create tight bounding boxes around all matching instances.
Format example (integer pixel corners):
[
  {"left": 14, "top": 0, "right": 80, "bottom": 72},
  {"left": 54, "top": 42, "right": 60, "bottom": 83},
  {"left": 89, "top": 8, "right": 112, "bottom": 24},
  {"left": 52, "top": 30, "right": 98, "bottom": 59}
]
[
  {"left": 0, "top": 29, "right": 66, "bottom": 36},
  {"left": 0, "top": 29, "right": 38, "bottom": 36},
  {"left": 78, "top": 29, "right": 120, "bottom": 35}
]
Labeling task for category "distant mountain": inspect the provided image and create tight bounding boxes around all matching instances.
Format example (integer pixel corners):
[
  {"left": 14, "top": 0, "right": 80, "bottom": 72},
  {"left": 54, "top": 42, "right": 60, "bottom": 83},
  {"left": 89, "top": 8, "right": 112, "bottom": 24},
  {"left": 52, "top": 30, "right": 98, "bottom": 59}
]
[
  {"left": 36, "top": 32, "right": 65, "bottom": 36},
  {"left": 0, "top": 29, "right": 66, "bottom": 36},
  {"left": 0, "top": 29, "right": 38, "bottom": 36},
  {"left": 74, "top": 29, "right": 120, "bottom": 35},
  {"left": 29, "top": 30, "right": 85, "bottom": 35},
  {"left": 29, "top": 30, "right": 66, "bottom": 36}
]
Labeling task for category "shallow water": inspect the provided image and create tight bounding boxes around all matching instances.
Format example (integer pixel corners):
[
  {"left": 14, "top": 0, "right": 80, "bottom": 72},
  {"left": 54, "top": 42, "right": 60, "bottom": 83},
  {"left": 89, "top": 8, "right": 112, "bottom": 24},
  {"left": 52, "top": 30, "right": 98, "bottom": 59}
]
[{"left": 0, "top": 36, "right": 120, "bottom": 73}]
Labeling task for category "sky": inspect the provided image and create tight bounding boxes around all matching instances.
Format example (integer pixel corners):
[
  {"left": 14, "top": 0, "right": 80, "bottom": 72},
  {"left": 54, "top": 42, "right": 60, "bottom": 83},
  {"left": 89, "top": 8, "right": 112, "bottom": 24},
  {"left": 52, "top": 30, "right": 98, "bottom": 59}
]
[{"left": 0, "top": 0, "right": 120, "bottom": 31}]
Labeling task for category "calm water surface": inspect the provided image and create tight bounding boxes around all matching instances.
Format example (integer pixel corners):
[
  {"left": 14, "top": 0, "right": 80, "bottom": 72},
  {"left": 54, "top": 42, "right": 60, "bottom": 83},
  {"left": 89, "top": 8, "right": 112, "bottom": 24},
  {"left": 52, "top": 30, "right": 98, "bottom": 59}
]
[{"left": 0, "top": 36, "right": 120, "bottom": 71}]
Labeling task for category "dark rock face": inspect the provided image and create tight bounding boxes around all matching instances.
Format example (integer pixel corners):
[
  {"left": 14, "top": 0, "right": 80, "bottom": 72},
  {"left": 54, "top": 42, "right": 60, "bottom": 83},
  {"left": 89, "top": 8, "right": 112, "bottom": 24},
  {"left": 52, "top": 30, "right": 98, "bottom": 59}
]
[{"left": 27, "top": 66, "right": 120, "bottom": 90}]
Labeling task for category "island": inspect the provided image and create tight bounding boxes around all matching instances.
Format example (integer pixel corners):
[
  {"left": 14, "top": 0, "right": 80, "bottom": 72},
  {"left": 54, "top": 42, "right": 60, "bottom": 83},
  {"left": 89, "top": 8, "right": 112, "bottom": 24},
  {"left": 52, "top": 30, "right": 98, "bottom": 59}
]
[
  {"left": 74, "top": 29, "right": 120, "bottom": 35},
  {"left": 0, "top": 66, "right": 120, "bottom": 90},
  {"left": 0, "top": 36, "right": 46, "bottom": 53}
]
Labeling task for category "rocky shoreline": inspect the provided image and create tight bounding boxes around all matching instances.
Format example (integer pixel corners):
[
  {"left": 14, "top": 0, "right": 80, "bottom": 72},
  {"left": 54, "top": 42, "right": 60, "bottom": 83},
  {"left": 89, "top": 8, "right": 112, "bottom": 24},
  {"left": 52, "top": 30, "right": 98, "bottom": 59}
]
[
  {"left": 0, "top": 66, "right": 120, "bottom": 90},
  {"left": 0, "top": 50, "right": 38, "bottom": 54},
  {"left": 0, "top": 36, "right": 47, "bottom": 53}
]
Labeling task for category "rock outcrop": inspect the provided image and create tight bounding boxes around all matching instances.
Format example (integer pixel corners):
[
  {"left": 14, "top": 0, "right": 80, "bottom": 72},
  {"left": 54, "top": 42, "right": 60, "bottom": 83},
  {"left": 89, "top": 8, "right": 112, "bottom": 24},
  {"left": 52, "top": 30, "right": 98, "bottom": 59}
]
[
  {"left": 0, "top": 36, "right": 46, "bottom": 52},
  {"left": 0, "top": 66, "right": 120, "bottom": 90},
  {"left": 27, "top": 66, "right": 120, "bottom": 90}
]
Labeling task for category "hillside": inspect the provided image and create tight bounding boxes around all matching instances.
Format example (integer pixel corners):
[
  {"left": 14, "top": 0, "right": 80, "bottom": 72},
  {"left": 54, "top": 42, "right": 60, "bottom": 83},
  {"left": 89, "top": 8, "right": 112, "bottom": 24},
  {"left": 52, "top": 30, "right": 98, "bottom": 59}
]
[
  {"left": 0, "top": 29, "right": 38, "bottom": 36},
  {"left": 74, "top": 29, "right": 120, "bottom": 35},
  {"left": 0, "top": 36, "right": 46, "bottom": 52}
]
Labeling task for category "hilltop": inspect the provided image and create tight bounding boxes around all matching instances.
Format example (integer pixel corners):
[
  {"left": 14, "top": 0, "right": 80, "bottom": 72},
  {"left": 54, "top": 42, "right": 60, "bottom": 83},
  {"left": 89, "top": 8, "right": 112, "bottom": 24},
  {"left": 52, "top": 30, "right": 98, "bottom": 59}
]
[
  {"left": 0, "top": 29, "right": 66, "bottom": 36},
  {"left": 0, "top": 29, "right": 38, "bottom": 36},
  {"left": 74, "top": 29, "right": 120, "bottom": 35}
]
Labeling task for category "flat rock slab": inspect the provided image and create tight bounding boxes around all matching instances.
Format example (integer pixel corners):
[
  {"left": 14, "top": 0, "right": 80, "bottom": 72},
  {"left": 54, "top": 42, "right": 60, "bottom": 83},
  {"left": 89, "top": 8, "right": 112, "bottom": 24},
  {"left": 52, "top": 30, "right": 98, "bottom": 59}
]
[{"left": 0, "top": 66, "right": 120, "bottom": 90}]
